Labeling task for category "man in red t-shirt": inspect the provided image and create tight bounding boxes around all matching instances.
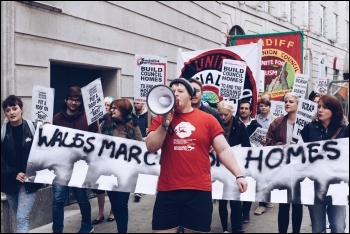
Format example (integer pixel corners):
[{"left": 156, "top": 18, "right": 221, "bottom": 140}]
[{"left": 146, "top": 78, "right": 248, "bottom": 233}]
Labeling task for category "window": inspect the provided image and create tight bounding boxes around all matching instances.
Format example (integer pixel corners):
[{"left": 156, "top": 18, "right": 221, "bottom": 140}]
[
  {"left": 226, "top": 25, "right": 245, "bottom": 46},
  {"left": 285, "top": 2, "right": 292, "bottom": 23},
  {"left": 320, "top": 5, "right": 325, "bottom": 36},
  {"left": 261, "top": 1, "right": 270, "bottom": 13},
  {"left": 304, "top": 1, "right": 310, "bottom": 27},
  {"left": 332, "top": 13, "right": 338, "bottom": 40}
]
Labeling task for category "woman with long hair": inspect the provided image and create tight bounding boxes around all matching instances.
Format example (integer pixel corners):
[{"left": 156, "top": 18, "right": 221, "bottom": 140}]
[
  {"left": 300, "top": 95, "right": 348, "bottom": 233},
  {"left": 100, "top": 98, "right": 143, "bottom": 233},
  {"left": 265, "top": 92, "right": 303, "bottom": 233},
  {"left": 217, "top": 100, "right": 251, "bottom": 233}
]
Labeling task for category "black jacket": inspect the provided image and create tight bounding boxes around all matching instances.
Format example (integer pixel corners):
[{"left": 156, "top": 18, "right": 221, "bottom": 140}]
[
  {"left": 1, "top": 120, "right": 43, "bottom": 195},
  {"left": 300, "top": 120, "right": 348, "bottom": 142},
  {"left": 245, "top": 118, "right": 262, "bottom": 137},
  {"left": 226, "top": 117, "right": 251, "bottom": 147}
]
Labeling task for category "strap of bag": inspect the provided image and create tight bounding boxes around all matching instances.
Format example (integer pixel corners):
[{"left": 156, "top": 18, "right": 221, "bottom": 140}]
[
  {"left": 1, "top": 123, "right": 6, "bottom": 143},
  {"left": 331, "top": 127, "right": 342, "bottom": 139}
]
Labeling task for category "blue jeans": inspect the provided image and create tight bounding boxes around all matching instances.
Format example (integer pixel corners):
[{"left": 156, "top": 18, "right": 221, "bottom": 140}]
[
  {"left": 308, "top": 204, "right": 346, "bottom": 233},
  {"left": 107, "top": 191, "right": 130, "bottom": 233},
  {"left": 52, "top": 185, "right": 92, "bottom": 232},
  {"left": 6, "top": 185, "right": 37, "bottom": 233}
]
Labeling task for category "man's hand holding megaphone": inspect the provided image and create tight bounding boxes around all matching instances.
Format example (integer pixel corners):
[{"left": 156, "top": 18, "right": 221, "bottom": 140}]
[{"left": 160, "top": 109, "right": 174, "bottom": 132}]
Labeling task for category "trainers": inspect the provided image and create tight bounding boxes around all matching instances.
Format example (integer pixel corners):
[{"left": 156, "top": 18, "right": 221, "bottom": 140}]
[
  {"left": 223, "top": 231, "right": 229, "bottom": 233},
  {"left": 242, "top": 213, "right": 250, "bottom": 223},
  {"left": 134, "top": 193, "right": 141, "bottom": 202},
  {"left": 254, "top": 206, "right": 266, "bottom": 215},
  {"left": 266, "top": 202, "right": 274, "bottom": 208},
  {"left": 234, "top": 226, "right": 245, "bottom": 233},
  {"left": 77, "top": 226, "right": 94, "bottom": 233}
]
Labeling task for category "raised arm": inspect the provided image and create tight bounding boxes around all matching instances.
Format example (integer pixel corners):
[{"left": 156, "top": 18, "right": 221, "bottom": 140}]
[{"left": 212, "top": 134, "right": 248, "bottom": 193}]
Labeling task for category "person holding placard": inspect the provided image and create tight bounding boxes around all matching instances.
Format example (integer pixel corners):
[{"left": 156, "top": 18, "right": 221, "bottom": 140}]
[
  {"left": 265, "top": 92, "right": 303, "bottom": 233},
  {"left": 146, "top": 78, "right": 247, "bottom": 233},
  {"left": 300, "top": 95, "right": 348, "bottom": 233},
  {"left": 100, "top": 98, "right": 143, "bottom": 233},
  {"left": 91, "top": 96, "right": 115, "bottom": 225},
  {"left": 217, "top": 100, "right": 251, "bottom": 233},
  {"left": 52, "top": 86, "right": 98, "bottom": 233},
  {"left": 1, "top": 95, "right": 43, "bottom": 233}
]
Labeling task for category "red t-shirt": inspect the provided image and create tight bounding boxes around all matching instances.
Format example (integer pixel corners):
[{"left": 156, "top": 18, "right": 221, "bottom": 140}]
[{"left": 149, "top": 108, "right": 224, "bottom": 191}]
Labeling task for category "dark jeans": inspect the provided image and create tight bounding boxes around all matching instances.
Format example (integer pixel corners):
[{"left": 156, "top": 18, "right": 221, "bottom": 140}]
[
  {"left": 242, "top": 201, "right": 252, "bottom": 216},
  {"left": 107, "top": 191, "right": 130, "bottom": 233},
  {"left": 52, "top": 185, "right": 92, "bottom": 232},
  {"left": 218, "top": 200, "right": 242, "bottom": 232},
  {"left": 278, "top": 203, "right": 303, "bottom": 233}
]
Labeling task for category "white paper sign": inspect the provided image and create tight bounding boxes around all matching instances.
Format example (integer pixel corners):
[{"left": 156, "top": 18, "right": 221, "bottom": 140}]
[
  {"left": 219, "top": 59, "right": 246, "bottom": 99},
  {"left": 81, "top": 78, "right": 106, "bottom": 125},
  {"left": 292, "top": 98, "right": 318, "bottom": 141},
  {"left": 292, "top": 73, "right": 309, "bottom": 98},
  {"left": 315, "top": 54, "right": 328, "bottom": 93},
  {"left": 31, "top": 85, "right": 54, "bottom": 123},
  {"left": 249, "top": 127, "right": 268, "bottom": 147},
  {"left": 134, "top": 54, "right": 167, "bottom": 103},
  {"left": 270, "top": 100, "right": 287, "bottom": 117},
  {"left": 258, "top": 70, "right": 265, "bottom": 93}
]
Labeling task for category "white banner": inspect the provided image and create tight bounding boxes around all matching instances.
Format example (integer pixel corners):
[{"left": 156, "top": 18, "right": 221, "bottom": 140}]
[
  {"left": 81, "top": 78, "right": 106, "bottom": 125},
  {"left": 219, "top": 59, "right": 246, "bottom": 99},
  {"left": 26, "top": 123, "right": 349, "bottom": 205},
  {"left": 292, "top": 99, "right": 318, "bottom": 141},
  {"left": 31, "top": 85, "right": 54, "bottom": 123},
  {"left": 134, "top": 54, "right": 167, "bottom": 103}
]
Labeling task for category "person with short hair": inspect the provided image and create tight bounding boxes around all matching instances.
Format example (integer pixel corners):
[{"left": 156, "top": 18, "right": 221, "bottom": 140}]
[
  {"left": 146, "top": 78, "right": 247, "bottom": 233},
  {"left": 265, "top": 92, "right": 303, "bottom": 233},
  {"left": 189, "top": 78, "right": 223, "bottom": 126},
  {"left": 1, "top": 95, "right": 43, "bottom": 233},
  {"left": 300, "top": 95, "right": 348, "bottom": 233},
  {"left": 52, "top": 86, "right": 98, "bottom": 233}
]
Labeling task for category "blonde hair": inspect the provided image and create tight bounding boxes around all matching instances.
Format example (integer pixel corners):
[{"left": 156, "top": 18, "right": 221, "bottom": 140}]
[
  {"left": 104, "top": 96, "right": 114, "bottom": 104},
  {"left": 217, "top": 100, "right": 235, "bottom": 114}
]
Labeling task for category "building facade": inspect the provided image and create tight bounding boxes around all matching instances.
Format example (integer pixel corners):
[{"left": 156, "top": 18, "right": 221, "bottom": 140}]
[{"left": 1, "top": 1, "right": 349, "bottom": 119}]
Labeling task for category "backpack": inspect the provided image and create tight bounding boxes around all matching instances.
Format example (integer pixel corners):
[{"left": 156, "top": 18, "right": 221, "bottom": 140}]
[{"left": 1, "top": 119, "right": 35, "bottom": 143}]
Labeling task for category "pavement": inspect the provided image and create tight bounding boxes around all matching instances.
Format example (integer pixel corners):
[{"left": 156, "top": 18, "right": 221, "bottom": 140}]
[{"left": 30, "top": 194, "right": 349, "bottom": 233}]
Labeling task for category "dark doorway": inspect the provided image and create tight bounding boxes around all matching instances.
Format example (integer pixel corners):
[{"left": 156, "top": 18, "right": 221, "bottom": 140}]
[{"left": 50, "top": 63, "right": 102, "bottom": 115}]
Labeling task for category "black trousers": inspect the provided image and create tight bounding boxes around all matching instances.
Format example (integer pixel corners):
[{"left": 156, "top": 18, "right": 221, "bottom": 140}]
[{"left": 278, "top": 203, "right": 303, "bottom": 233}]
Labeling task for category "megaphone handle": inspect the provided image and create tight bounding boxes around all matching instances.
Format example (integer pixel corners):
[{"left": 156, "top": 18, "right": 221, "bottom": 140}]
[{"left": 147, "top": 109, "right": 152, "bottom": 128}]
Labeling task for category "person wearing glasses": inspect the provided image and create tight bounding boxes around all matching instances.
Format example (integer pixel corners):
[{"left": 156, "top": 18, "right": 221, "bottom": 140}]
[
  {"left": 100, "top": 98, "right": 143, "bottom": 233},
  {"left": 52, "top": 86, "right": 98, "bottom": 233}
]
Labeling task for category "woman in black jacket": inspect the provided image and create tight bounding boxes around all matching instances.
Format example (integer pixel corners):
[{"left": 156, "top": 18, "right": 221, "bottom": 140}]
[
  {"left": 1, "top": 95, "right": 42, "bottom": 233},
  {"left": 217, "top": 100, "right": 251, "bottom": 233},
  {"left": 300, "top": 95, "right": 348, "bottom": 233}
]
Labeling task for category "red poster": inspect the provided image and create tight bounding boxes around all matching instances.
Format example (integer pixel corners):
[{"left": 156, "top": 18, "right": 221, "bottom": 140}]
[{"left": 231, "top": 31, "right": 304, "bottom": 101}]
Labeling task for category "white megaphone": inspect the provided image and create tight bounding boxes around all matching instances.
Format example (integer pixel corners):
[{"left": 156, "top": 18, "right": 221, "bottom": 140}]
[{"left": 146, "top": 85, "right": 175, "bottom": 115}]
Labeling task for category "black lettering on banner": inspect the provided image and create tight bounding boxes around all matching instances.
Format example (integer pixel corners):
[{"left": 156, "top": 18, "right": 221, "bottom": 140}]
[
  {"left": 286, "top": 146, "right": 306, "bottom": 164},
  {"left": 307, "top": 143, "right": 323, "bottom": 163},
  {"left": 72, "top": 134, "right": 85, "bottom": 148},
  {"left": 62, "top": 132, "right": 74, "bottom": 147},
  {"left": 144, "top": 152, "right": 157, "bottom": 166},
  {"left": 245, "top": 149, "right": 263, "bottom": 171},
  {"left": 128, "top": 145, "right": 142, "bottom": 163},
  {"left": 323, "top": 141, "right": 340, "bottom": 159},
  {"left": 115, "top": 143, "right": 128, "bottom": 161},
  {"left": 98, "top": 140, "right": 116, "bottom": 158},
  {"left": 265, "top": 148, "right": 284, "bottom": 169},
  {"left": 84, "top": 137, "right": 95, "bottom": 153}
]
